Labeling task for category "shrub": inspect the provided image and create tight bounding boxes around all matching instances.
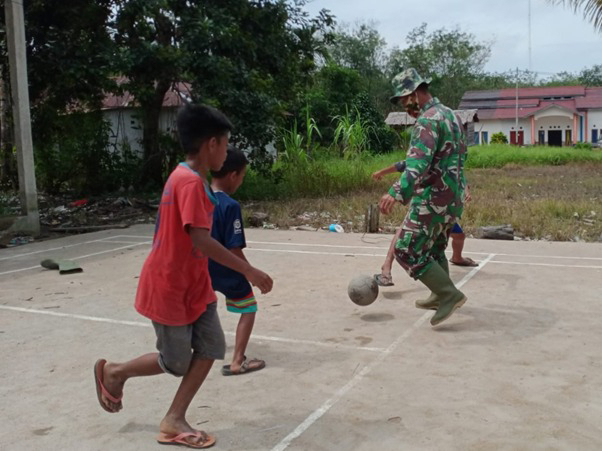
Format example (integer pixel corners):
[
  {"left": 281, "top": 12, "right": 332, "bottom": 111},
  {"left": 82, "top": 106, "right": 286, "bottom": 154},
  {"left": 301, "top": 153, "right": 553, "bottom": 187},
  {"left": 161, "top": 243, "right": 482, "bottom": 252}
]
[
  {"left": 574, "top": 142, "right": 593, "bottom": 150},
  {"left": 491, "top": 132, "right": 508, "bottom": 144}
]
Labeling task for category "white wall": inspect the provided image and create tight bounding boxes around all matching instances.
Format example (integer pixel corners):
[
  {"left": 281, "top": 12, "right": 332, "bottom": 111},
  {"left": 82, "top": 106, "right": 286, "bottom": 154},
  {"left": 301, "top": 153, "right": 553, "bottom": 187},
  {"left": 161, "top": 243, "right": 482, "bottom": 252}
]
[
  {"left": 589, "top": 109, "right": 602, "bottom": 143},
  {"left": 473, "top": 118, "right": 533, "bottom": 145},
  {"left": 104, "top": 108, "right": 178, "bottom": 156}
]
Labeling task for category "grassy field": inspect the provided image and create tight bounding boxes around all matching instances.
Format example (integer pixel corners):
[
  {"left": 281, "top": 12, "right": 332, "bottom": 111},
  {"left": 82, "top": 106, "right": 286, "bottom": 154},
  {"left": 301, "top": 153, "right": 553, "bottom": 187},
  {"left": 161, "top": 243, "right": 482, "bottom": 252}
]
[{"left": 240, "top": 159, "right": 602, "bottom": 242}]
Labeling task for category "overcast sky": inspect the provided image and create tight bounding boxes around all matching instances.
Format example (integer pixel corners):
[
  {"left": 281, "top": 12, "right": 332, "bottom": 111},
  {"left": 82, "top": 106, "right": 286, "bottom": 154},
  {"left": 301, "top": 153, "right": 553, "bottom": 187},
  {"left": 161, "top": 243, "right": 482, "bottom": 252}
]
[{"left": 304, "top": 0, "right": 601, "bottom": 76}]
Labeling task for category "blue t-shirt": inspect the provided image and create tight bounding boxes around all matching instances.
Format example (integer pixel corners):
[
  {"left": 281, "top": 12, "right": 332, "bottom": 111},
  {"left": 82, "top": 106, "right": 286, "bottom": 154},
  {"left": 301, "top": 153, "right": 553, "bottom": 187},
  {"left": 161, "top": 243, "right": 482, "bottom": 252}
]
[{"left": 208, "top": 191, "right": 251, "bottom": 298}]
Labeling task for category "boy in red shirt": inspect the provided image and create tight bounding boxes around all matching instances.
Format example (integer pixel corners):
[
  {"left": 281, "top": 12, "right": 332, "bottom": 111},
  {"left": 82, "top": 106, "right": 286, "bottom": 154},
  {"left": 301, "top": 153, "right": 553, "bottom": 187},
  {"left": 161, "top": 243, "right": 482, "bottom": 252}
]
[{"left": 93, "top": 104, "right": 272, "bottom": 449}]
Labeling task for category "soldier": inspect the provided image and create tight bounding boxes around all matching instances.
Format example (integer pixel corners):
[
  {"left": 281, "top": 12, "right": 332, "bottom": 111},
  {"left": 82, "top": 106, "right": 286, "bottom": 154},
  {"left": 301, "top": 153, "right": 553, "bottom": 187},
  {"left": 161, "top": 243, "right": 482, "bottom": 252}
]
[{"left": 379, "top": 68, "right": 467, "bottom": 326}]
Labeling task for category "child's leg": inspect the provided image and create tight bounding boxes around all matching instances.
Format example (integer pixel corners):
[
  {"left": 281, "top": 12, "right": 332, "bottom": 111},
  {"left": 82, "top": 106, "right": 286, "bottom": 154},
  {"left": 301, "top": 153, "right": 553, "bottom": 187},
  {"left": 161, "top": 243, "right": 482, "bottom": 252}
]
[
  {"left": 231, "top": 312, "right": 256, "bottom": 371},
  {"left": 375, "top": 226, "right": 402, "bottom": 285},
  {"left": 97, "top": 353, "right": 163, "bottom": 412},
  {"left": 450, "top": 223, "right": 478, "bottom": 266},
  {"left": 159, "top": 358, "right": 215, "bottom": 446},
  {"left": 159, "top": 303, "right": 225, "bottom": 445},
  {"left": 224, "top": 291, "right": 264, "bottom": 374}
]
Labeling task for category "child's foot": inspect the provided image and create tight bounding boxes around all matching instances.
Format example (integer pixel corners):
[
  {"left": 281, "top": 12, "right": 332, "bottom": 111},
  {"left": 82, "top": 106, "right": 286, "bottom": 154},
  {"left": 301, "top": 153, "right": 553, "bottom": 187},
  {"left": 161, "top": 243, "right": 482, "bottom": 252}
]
[
  {"left": 93, "top": 359, "right": 124, "bottom": 413},
  {"left": 222, "top": 357, "right": 265, "bottom": 376},
  {"left": 373, "top": 273, "right": 394, "bottom": 287},
  {"left": 450, "top": 257, "right": 478, "bottom": 267},
  {"left": 159, "top": 416, "right": 215, "bottom": 448}
]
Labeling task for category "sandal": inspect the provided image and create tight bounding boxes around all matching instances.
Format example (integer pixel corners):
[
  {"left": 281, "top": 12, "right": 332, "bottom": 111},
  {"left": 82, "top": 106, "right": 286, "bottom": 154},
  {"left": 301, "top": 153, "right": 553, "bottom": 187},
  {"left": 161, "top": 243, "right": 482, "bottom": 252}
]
[{"left": 374, "top": 273, "right": 394, "bottom": 287}]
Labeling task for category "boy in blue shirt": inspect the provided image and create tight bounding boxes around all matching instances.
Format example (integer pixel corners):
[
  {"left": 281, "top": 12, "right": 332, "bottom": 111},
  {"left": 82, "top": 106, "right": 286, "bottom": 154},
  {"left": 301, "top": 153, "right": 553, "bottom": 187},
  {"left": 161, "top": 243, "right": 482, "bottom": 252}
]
[{"left": 209, "top": 146, "right": 266, "bottom": 375}]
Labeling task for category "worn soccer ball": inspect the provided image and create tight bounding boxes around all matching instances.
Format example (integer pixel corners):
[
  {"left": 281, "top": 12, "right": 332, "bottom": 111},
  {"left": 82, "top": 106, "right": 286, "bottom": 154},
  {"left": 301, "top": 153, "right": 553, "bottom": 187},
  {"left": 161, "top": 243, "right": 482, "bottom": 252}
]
[{"left": 347, "top": 274, "right": 379, "bottom": 306}]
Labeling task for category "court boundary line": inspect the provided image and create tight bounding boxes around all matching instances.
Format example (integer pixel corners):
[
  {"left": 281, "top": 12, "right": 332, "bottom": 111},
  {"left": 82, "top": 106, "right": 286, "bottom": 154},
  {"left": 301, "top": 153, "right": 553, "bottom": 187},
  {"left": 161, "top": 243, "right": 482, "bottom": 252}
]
[
  {"left": 271, "top": 254, "right": 496, "bottom": 451},
  {"left": 0, "top": 305, "right": 385, "bottom": 353},
  {"left": 0, "top": 241, "right": 151, "bottom": 276},
  {"left": 111, "top": 235, "right": 602, "bottom": 261}
]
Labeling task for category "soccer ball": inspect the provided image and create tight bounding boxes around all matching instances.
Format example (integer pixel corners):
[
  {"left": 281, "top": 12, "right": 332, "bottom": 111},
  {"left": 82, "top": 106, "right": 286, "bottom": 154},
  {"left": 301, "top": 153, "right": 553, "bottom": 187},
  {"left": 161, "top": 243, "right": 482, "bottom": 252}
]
[{"left": 347, "top": 274, "right": 379, "bottom": 306}]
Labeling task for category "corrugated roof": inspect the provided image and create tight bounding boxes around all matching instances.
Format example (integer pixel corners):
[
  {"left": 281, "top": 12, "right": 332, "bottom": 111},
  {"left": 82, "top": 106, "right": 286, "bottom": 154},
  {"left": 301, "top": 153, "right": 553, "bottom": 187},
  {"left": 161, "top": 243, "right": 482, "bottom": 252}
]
[
  {"left": 460, "top": 85, "right": 602, "bottom": 118},
  {"left": 101, "top": 80, "right": 192, "bottom": 110}
]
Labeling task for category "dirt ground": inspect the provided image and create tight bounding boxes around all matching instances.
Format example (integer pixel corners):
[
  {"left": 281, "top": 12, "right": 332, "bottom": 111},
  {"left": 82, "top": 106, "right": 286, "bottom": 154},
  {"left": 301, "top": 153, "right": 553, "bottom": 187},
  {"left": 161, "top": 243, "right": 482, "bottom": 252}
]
[{"left": 1, "top": 225, "right": 601, "bottom": 450}]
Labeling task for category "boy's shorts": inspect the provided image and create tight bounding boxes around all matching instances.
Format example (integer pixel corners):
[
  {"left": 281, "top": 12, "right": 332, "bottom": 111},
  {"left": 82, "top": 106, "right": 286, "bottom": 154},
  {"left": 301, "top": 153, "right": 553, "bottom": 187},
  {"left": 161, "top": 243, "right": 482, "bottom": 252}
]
[
  {"left": 224, "top": 289, "right": 257, "bottom": 314},
  {"left": 152, "top": 302, "right": 226, "bottom": 377},
  {"left": 451, "top": 223, "right": 463, "bottom": 234}
]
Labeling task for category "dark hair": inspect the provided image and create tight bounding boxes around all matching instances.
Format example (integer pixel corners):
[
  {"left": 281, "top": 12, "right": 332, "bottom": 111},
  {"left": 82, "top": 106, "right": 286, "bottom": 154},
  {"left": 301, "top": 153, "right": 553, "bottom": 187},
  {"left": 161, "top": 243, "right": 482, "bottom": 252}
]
[
  {"left": 176, "top": 104, "right": 233, "bottom": 155},
  {"left": 210, "top": 145, "right": 249, "bottom": 178},
  {"left": 416, "top": 82, "right": 430, "bottom": 94}
]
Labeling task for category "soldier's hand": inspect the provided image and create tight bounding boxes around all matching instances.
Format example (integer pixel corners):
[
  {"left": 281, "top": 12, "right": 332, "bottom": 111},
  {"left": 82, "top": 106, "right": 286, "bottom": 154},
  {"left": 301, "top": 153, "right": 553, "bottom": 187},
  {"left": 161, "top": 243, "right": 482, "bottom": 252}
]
[
  {"left": 371, "top": 170, "right": 383, "bottom": 181},
  {"left": 465, "top": 185, "right": 472, "bottom": 204},
  {"left": 379, "top": 194, "right": 396, "bottom": 215}
]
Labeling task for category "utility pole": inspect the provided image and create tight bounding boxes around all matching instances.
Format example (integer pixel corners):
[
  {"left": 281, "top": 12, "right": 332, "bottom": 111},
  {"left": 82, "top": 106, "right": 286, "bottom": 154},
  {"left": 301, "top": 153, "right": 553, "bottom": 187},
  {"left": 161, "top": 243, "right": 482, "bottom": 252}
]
[
  {"left": 5, "top": 0, "right": 39, "bottom": 234},
  {"left": 514, "top": 67, "right": 518, "bottom": 145},
  {"left": 529, "top": 0, "right": 533, "bottom": 72}
]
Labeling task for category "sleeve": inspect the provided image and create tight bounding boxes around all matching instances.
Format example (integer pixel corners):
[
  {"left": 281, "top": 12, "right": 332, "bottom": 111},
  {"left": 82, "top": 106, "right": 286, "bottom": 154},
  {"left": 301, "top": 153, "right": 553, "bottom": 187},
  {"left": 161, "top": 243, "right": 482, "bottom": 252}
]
[
  {"left": 177, "top": 180, "right": 212, "bottom": 230},
  {"left": 388, "top": 118, "right": 437, "bottom": 205},
  {"left": 222, "top": 202, "right": 246, "bottom": 249}
]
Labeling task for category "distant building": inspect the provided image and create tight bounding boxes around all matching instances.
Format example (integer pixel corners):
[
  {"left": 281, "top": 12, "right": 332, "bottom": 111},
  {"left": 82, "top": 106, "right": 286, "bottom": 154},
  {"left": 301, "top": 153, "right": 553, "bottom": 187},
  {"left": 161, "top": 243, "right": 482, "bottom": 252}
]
[
  {"left": 101, "top": 82, "right": 190, "bottom": 155},
  {"left": 385, "top": 109, "right": 479, "bottom": 146},
  {"left": 459, "top": 86, "right": 602, "bottom": 146}
]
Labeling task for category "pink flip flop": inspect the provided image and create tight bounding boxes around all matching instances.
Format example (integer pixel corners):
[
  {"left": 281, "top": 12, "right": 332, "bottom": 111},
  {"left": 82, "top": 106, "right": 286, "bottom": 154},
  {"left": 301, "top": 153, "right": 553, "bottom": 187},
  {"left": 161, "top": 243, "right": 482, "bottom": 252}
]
[
  {"left": 93, "top": 359, "right": 122, "bottom": 413},
  {"left": 157, "top": 431, "right": 216, "bottom": 449}
]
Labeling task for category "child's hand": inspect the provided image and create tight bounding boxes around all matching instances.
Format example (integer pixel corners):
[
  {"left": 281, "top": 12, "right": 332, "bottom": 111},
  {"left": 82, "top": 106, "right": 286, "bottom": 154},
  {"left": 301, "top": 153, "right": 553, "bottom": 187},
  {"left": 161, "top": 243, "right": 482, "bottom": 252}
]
[
  {"left": 465, "top": 185, "right": 472, "bottom": 204},
  {"left": 245, "top": 267, "right": 273, "bottom": 294},
  {"left": 371, "top": 170, "right": 384, "bottom": 181}
]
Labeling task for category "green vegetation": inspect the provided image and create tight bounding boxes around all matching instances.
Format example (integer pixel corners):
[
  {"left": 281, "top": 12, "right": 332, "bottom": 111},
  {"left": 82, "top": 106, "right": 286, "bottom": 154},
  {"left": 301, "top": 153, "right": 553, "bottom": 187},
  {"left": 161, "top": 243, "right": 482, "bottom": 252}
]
[{"left": 466, "top": 145, "right": 602, "bottom": 168}]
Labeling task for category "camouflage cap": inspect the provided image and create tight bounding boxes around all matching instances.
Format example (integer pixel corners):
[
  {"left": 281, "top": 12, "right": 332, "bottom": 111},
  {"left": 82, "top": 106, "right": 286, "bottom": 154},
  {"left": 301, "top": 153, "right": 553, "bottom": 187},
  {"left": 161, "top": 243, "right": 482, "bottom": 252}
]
[{"left": 390, "top": 68, "right": 432, "bottom": 104}]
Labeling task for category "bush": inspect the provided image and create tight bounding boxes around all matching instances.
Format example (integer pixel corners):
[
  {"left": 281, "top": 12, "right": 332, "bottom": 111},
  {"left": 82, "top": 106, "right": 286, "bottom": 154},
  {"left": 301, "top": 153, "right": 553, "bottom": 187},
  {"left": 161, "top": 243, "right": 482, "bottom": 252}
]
[
  {"left": 574, "top": 142, "right": 593, "bottom": 150},
  {"left": 491, "top": 132, "right": 508, "bottom": 144}
]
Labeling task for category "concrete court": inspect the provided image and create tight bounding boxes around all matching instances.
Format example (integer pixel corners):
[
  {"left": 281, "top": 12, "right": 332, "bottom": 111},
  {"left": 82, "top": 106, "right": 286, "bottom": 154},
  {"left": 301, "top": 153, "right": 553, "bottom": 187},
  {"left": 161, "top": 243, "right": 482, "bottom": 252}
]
[{"left": 0, "top": 224, "right": 601, "bottom": 451}]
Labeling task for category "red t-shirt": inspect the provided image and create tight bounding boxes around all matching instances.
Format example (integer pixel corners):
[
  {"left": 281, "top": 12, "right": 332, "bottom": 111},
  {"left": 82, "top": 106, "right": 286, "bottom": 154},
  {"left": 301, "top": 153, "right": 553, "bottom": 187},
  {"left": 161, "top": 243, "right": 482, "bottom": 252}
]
[{"left": 135, "top": 164, "right": 216, "bottom": 326}]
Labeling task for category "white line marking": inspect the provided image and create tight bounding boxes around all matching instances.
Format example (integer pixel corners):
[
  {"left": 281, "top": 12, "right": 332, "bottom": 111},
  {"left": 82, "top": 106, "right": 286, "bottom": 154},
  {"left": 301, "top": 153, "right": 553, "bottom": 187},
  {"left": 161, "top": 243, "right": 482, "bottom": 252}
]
[
  {"left": 115, "top": 235, "right": 602, "bottom": 261},
  {"left": 271, "top": 253, "right": 495, "bottom": 451},
  {"left": 0, "top": 305, "right": 384, "bottom": 353},
  {"left": 247, "top": 248, "right": 601, "bottom": 269},
  {"left": 0, "top": 238, "right": 125, "bottom": 261},
  {"left": 0, "top": 242, "right": 151, "bottom": 276},
  {"left": 488, "top": 261, "right": 602, "bottom": 269}
]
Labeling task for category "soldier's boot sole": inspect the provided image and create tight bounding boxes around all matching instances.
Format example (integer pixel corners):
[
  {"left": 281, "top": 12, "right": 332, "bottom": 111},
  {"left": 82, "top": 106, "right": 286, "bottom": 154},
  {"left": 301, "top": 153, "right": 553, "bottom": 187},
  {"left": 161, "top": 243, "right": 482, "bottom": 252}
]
[{"left": 430, "top": 294, "right": 467, "bottom": 326}]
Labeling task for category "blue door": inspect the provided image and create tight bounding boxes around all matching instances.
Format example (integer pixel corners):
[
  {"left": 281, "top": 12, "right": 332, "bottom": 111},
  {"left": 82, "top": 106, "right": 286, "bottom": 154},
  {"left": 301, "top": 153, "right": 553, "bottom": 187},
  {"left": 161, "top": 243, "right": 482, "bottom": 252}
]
[{"left": 593, "top": 129, "right": 599, "bottom": 144}]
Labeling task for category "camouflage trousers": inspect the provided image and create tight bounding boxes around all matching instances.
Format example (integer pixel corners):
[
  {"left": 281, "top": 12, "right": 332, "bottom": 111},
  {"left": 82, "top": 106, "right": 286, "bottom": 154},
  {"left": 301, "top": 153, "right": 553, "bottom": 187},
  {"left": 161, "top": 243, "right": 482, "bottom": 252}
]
[{"left": 394, "top": 204, "right": 455, "bottom": 279}]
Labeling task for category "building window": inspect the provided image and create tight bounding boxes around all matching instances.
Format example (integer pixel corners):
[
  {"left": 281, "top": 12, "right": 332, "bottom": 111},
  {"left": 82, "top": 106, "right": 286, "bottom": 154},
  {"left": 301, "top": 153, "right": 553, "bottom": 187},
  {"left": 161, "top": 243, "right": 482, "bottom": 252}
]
[
  {"left": 474, "top": 132, "right": 480, "bottom": 145},
  {"left": 482, "top": 131, "right": 489, "bottom": 144}
]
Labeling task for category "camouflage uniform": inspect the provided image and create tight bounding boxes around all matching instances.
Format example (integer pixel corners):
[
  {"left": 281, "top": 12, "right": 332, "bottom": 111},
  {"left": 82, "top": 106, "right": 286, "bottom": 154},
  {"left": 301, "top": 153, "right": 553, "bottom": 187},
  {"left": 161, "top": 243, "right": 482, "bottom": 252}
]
[{"left": 389, "top": 69, "right": 467, "bottom": 279}]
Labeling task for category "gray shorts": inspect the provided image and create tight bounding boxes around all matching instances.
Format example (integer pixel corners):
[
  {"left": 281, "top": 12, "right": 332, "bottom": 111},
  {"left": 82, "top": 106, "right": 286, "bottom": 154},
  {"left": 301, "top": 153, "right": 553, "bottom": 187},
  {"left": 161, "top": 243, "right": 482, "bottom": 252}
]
[{"left": 152, "top": 302, "right": 226, "bottom": 377}]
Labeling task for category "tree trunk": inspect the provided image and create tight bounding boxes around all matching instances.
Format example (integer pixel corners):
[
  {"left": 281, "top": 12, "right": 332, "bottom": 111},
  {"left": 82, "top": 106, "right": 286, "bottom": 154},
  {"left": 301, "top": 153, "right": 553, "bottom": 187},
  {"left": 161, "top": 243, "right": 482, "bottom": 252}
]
[
  {"left": 140, "top": 80, "right": 170, "bottom": 188},
  {"left": 0, "top": 65, "right": 17, "bottom": 189}
]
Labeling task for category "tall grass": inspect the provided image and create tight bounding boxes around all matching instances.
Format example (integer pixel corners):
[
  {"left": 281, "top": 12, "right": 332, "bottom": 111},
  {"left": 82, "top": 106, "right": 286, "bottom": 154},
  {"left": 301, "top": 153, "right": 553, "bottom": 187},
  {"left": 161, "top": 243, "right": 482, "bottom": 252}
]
[
  {"left": 466, "top": 144, "right": 602, "bottom": 168},
  {"left": 238, "top": 144, "right": 602, "bottom": 201}
]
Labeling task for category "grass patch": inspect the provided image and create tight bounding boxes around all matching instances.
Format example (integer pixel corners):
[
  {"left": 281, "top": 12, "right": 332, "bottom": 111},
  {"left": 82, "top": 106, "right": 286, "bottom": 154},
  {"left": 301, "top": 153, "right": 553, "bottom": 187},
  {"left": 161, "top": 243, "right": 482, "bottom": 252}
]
[
  {"left": 466, "top": 144, "right": 602, "bottom": 168},
  {"left": 241, "top": 164, "right": 602, "bottom": 242}
]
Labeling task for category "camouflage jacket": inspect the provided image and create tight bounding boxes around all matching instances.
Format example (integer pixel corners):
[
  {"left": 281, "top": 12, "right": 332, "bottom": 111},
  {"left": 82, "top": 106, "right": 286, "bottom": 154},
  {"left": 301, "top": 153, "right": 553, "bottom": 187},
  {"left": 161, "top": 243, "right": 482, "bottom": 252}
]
[{"left": 389, "top": 97, "right": 466, "bottom": 219}]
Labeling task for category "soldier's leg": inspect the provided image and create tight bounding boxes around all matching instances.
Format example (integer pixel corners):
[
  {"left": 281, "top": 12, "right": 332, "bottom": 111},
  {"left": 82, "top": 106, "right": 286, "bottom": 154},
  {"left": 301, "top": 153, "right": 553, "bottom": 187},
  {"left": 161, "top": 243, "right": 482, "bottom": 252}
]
[
  {"left": 417, "top": 222, "right": 467, "bottom": 326},
  {"left": 392, "top": 208, "right": 437, "bottom": 280},
  {"left": 415, "top": 223, "right": 453, "bottom": 310}
]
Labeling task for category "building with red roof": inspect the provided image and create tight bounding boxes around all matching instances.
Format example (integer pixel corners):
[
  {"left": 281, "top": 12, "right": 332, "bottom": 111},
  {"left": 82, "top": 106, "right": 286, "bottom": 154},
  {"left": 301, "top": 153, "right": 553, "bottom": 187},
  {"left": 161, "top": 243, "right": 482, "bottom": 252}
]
[{"left": 459, "top": 86, "right": 602, "bottom": 146}]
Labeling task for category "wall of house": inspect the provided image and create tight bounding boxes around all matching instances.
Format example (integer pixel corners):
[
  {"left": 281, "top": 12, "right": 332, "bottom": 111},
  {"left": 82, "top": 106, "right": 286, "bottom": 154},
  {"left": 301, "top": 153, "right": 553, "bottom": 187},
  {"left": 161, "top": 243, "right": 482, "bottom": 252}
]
[
  {"left": 534, "top": 115, "right": 574, "bottom": 144},
  {"left": 588, "top": 109, "right": 602, "bottom": 143},
  {"left": 473, "top": 119, "right": 533, "bottom": 145},
  {"left": 104, "top": 108, "right": 178, "bottom": 156}
]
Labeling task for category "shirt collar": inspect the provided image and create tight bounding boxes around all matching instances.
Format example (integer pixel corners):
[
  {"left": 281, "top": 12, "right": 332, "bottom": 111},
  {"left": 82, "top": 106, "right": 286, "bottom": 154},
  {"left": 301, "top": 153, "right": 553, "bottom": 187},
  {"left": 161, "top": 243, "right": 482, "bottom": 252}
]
[{"left": 421, "top": 97, "right": 440, "bottom": 114}]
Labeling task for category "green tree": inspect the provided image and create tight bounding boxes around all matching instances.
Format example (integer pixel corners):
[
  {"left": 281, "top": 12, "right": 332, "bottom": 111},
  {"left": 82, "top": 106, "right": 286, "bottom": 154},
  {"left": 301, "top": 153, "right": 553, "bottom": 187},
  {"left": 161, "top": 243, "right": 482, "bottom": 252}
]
[
  {"left": 387, "top": 23, "right": 491, "bottom": 108},
  {"left": 0, "top": 0, "right": 117, "bottom": 191},
  {"left": 547, "top": 0, "right": 602, "bottom": 31}
]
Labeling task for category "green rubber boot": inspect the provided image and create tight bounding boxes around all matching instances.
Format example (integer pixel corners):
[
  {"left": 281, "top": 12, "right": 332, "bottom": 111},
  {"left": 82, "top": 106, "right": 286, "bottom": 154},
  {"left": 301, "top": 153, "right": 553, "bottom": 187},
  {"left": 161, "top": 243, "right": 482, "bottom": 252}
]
[
  {"left": 417, "top": 261, "right": 467, "bottom": 326},
  {"left": 415, "top": 259, "right": 449, "bottom": 310}
]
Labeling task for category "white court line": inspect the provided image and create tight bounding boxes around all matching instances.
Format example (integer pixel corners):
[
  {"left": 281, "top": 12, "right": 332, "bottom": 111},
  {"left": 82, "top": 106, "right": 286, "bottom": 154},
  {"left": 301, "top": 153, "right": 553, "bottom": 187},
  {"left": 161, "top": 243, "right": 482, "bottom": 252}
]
[
  {"left": 247, "top": 248, "right": 602, "bottom": 269},
  {"left": 115, "top": 235, "right": 602, "bottom": 261},
  {"left": 0, "top": 305, "right": 384, "bottom": 353},
  {"left": 488, "top": 261, "right": 602, "bottom": 269},
  {"left": 271, "top": 254, "right": 496, "bottom": 451},
  {"left": 0, "top": 237, "right": 129, "bottom": 261},
  {"left": 0, "top": 242, "right": 151, "bottom": 276}
]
